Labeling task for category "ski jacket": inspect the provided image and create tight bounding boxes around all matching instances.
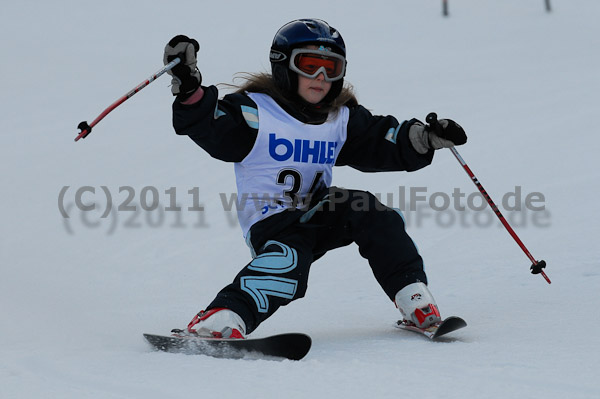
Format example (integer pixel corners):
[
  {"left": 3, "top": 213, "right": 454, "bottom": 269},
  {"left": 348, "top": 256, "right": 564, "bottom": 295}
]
[
  {"left": 172, "top": 85, "right": 434, "bottom": 171},
  {"left": 171, "top": 85, "right": 435, "bottom": 235}
]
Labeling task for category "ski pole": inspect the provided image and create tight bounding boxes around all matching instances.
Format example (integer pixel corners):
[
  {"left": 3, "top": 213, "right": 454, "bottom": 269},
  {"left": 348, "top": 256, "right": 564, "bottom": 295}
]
[
  {"left": 74, "top": 57, "right": 181, "bottom": 142},
  {"left": 426, "top": 113, "right": 551, "bottom": 284}
]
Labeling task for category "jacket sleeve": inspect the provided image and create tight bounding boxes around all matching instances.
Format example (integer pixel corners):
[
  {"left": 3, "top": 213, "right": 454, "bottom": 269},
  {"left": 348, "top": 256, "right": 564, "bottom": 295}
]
[
  {"left": 336, "top": 105, "right": 434, "bottom": 172},
  {"left": 172, "top": 86, "right": 258, "bottom": 162}
]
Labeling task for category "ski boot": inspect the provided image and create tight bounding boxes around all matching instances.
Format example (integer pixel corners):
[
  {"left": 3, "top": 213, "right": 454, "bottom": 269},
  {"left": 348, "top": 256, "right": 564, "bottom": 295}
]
[
  {"left": 185, "top": 308, "right": 246, "bottom": 339},
  {"left": 394, "top": 282, "right": 442, "bottom": 329}
]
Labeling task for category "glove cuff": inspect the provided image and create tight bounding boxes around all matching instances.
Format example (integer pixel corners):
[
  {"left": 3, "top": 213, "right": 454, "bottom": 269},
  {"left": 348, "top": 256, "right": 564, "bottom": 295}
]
[{"left": 171, "top": 69, "right": 202, "bottom": 97}]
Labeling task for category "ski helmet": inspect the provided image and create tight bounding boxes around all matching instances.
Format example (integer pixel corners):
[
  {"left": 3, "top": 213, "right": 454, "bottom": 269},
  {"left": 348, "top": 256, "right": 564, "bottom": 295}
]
[{"left": 270, "top": 19, "right": 347, "bottom": 103}]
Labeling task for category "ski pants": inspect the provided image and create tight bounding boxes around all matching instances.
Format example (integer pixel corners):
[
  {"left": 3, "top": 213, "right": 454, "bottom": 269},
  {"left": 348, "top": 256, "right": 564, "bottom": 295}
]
[{"left": 207, "top": 187, "right": 427, "bottom": 334}]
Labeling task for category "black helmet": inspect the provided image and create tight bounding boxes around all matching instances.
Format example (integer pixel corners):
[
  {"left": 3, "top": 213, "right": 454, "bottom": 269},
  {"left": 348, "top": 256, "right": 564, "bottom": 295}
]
[{"left": 270, "top": 19, "right": 346, "bottom": 103}]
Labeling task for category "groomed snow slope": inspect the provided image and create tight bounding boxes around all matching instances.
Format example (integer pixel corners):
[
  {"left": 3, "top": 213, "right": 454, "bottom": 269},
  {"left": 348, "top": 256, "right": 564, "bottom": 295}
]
[{"left": 1, "top": 1, "right": 599, "bottom": 398}]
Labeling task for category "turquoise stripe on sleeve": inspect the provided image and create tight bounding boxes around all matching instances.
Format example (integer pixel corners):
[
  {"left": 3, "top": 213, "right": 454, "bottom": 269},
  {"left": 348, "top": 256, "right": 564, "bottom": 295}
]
[
  {"left": 214, "top": 106, "right": 226, "bottom": 119},
  {"left": 384, "top": 124, "right": 402, "bottom": 144},
  {"left": 241, "top": 105, "right": 259, "bottom": 129}
]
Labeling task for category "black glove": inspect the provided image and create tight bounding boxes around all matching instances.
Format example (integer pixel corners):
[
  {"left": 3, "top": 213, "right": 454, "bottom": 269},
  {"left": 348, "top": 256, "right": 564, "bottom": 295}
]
[
  {"left": 430, "top": 119, "right": 467, "bottom": 147},
  {"left": 163, "top": 35, "right": 202, "bottom": 98},
  {"left": 409, "top": 119, "right": 467, "bottom": 154}
]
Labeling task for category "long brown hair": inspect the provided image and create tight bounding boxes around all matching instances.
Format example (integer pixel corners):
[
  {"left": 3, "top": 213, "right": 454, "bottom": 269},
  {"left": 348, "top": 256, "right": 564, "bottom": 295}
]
[{"left": 231, "top": 72, "right": 358, "bottom": 119}]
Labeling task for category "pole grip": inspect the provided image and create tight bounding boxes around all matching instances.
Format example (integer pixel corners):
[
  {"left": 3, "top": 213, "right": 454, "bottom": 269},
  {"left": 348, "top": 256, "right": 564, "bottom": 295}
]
[{"left": 426, "top": 112, "right": 441, "bottom": 133}]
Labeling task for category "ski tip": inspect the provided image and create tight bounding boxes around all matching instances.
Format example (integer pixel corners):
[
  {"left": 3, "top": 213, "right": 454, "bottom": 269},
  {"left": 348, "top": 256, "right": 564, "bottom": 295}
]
[
  {"left": 395, "top": 316, "right": 467, "bottom": 340},
  {"left": 432, "top": 317, "right": 467, "bottom": 339},
  {"left": 443, "top": 316, "right": 467, "bottom": 327}
]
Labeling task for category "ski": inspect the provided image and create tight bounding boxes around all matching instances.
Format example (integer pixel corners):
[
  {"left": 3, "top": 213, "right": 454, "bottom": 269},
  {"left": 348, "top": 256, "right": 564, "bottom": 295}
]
[
  {"left": 143, "top": 331, "right": 311, "bottom": 361},
  {"left": 395, "top": 316, "right": 467, "bottom": 340}
]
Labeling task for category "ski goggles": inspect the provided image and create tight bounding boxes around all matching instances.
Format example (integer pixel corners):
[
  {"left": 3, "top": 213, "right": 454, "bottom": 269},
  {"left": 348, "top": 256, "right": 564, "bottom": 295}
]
[{"left": 289, "top": 48, "right": 346, "bottom": 82}]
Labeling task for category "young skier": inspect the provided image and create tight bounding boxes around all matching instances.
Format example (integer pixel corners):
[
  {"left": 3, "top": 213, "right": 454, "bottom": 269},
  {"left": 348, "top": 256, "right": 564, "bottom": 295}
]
[{"left": 163, "top": 18, "right": 467, "bottom": 339}]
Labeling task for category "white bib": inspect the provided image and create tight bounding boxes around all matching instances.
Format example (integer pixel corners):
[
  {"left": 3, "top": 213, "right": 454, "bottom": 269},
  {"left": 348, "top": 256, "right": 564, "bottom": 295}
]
[{"left": 234, "top": 92, "right": 349, "bottom": 236}]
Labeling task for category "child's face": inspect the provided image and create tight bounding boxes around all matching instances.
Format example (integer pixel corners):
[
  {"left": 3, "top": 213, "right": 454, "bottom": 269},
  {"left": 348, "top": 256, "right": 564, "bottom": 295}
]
[{"left": 297, "top": 73, "right": 332, "bottom": 104}]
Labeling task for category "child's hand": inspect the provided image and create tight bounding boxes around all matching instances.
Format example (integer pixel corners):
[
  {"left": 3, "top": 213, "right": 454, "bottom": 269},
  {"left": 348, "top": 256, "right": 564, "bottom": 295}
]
[
  {"left": 163, "top": 35, "right": 202, "bottom": 98},
  {"left": 428, "top": 119, "right": 467, "bottom": 149},
  {"left": 408, "top": 118, "right": 467, "bottom": 154}
]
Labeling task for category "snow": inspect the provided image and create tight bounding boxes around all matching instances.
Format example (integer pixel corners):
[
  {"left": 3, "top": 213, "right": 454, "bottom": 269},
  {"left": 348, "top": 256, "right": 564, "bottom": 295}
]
[{"left": 1, "top": 1, "right": 599, "bottom": 398}]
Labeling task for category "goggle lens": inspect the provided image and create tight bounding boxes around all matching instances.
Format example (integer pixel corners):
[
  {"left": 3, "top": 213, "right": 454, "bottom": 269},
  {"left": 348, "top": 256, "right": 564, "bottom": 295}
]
[
  {"left": 290, "top": 49, "right": 345, "bottom": 81},
  {"left": 296, "top": 54, "right": 341, "bottom": 77}
]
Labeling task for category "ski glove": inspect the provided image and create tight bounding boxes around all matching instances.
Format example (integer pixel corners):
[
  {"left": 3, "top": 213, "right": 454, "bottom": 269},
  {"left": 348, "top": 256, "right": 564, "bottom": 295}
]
[
  {"left": 164, "top": 35, "right": 202, "bottom": 98},
  {"left": 408, "top": 119, "right": 467, "bottom": 154}
]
